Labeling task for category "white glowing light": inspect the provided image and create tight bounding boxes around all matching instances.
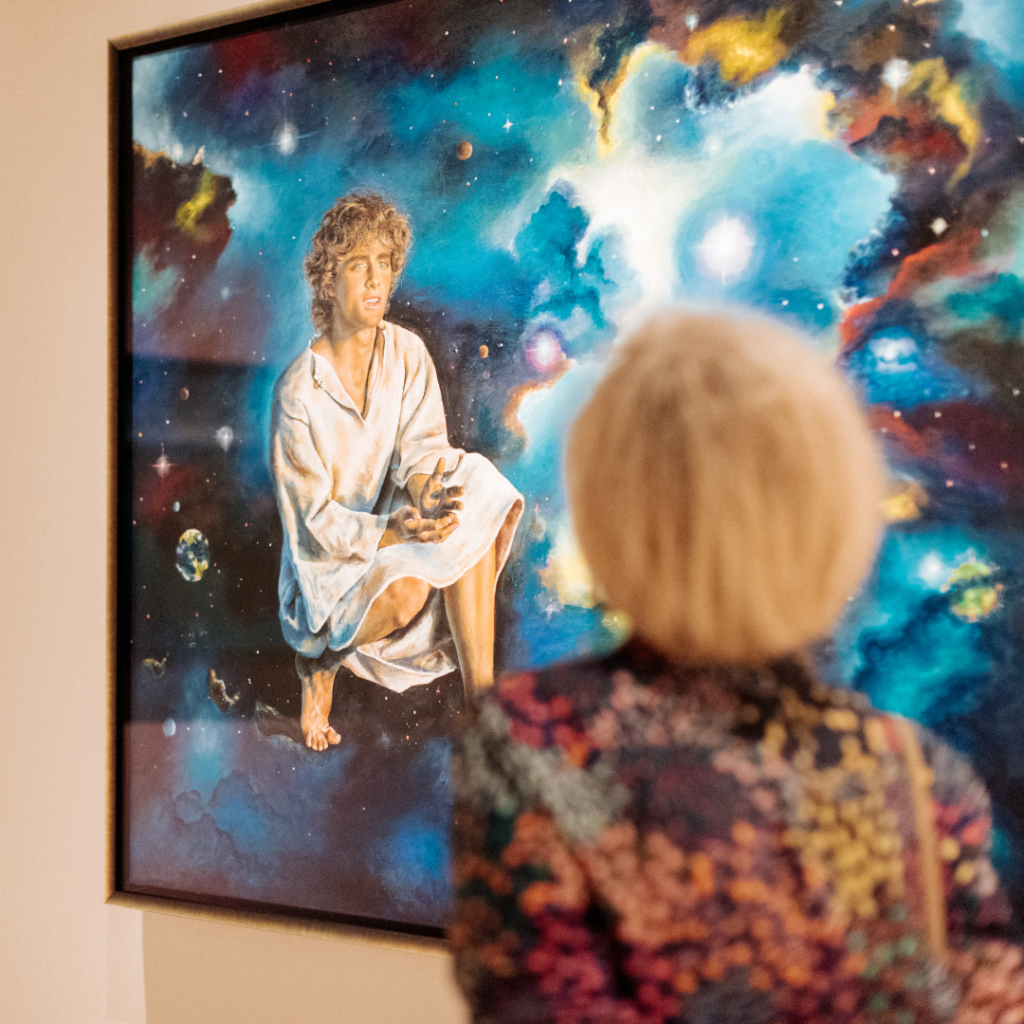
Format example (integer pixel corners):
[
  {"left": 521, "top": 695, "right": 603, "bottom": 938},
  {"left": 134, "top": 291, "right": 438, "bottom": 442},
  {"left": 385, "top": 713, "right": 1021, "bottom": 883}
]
[
  {"left": 275, "top": 122, "right": 298, "bottom": 156},
  {"left": 918, "top": 553, "right": 947, "bottom": 588},
  {"left": 216, "top": 426, "right": 235, "bottom": 451},
  {"left": 514, "top": 68, "right": 839, "bottom": 309},
  {"left": 931, "top": 217, "right": 948, "bottom": 236},
  {"left": 882, "top": 59, "right": 912, "bottom": 98},
  {"left": 153, "top": 446, "right": 172, "bottom": 478},
  {"left": 527, "top": 329, "right": 562, "bottom": 371},
  {"left": 696, "top": 217, "right": 755, "bottom": 284},
  {"left": 559, "top": 150, "right": 707, "bottom": 303},
  {"left": 163, "top": 718, "right": 177, "bottom": 737},
  {"left": 870, "top": 334, "right": 917, "bottom": 370}
]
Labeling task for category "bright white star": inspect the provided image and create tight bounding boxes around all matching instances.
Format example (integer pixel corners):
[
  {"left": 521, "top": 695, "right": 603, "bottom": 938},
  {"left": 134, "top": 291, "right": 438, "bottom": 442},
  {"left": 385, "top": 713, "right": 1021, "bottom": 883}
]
[
  {"left": 503, "top": 118, "right": 514, "bottom": 132},
  {"left": 153, "top": 446, "right": 172, "bottom": 478},
  {"left": 695, "top": 217, "right": 755, "bottom": 284},
  {"left": 882, "top": 59, "right": 911, "bottom": 99},
  {"left": 275, "top": 122, "right": 298, "bottom": 156}
]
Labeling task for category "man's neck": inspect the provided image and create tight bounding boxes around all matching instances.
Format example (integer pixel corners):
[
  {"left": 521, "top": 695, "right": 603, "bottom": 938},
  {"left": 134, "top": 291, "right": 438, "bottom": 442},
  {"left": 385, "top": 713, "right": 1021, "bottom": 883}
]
[{"left": 326, "top": 322, "right": 378, "bottom": 357}]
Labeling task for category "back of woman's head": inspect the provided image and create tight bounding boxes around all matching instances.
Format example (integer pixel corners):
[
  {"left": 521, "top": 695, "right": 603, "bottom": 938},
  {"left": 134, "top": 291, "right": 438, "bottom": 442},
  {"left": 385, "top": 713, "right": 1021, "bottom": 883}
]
[{"left": 567, "top": 309, "right": 884, "bottom": 665}]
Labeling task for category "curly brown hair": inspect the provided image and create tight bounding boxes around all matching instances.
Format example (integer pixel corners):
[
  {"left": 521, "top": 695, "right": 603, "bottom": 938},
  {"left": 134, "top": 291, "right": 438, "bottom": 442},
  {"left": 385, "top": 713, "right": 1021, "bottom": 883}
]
[{"left": 304, "top": 191, "right": 412, "bottom": 335}]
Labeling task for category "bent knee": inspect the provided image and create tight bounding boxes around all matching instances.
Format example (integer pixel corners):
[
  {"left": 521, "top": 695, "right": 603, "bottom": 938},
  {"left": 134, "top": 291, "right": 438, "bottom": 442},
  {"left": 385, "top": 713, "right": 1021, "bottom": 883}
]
[{"left": 379, "top": 577, "right": 431, "bottom": 632}]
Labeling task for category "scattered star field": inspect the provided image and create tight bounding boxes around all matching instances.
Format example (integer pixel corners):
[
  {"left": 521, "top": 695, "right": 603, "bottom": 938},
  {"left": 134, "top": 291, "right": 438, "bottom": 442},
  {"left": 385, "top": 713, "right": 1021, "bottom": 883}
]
[{"left": 122, "top": 0, "right": 1024, "bottom": 928}]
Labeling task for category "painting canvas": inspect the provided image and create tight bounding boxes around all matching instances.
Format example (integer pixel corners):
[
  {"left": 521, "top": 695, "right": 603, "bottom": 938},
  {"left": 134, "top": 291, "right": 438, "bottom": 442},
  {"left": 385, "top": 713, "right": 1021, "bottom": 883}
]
[{"left": 116, "top": 0, "right": 1024, "bottom": 932}]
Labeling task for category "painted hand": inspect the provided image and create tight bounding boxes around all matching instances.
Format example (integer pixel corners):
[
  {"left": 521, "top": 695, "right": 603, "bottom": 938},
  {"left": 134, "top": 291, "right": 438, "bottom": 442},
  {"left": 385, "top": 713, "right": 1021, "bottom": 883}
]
[
  {"left": 416, "top": 458, "right": 465, "bottom": 520},
  {"left": 386, "top": 505, "right": 459, "bottom": 545}
]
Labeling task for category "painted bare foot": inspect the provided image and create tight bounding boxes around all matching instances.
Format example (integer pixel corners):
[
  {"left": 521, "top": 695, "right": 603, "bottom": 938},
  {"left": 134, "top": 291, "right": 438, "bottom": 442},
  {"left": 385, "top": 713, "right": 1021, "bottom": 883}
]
[{"left": 296, "top": 653, "right": 343, "bottom": 752}]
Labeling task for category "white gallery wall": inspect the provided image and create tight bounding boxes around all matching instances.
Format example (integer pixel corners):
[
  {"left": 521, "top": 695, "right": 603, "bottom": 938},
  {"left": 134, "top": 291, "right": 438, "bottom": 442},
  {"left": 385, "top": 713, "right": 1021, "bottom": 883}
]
[{"left": 0, "top": 1, "right": 467, "bottom": 1021}]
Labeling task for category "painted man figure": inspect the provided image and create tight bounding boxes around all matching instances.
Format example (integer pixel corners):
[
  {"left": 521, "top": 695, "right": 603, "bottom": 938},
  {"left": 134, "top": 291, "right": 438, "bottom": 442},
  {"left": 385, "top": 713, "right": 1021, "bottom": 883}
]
[{"left": 271, "top": 192, "right": 523, "bottom": 750}]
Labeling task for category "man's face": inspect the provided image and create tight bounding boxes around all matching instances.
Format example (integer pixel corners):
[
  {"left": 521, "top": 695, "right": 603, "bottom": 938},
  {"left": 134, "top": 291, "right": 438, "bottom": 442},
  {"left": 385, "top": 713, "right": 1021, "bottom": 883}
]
[{"left": 331, "top": 239, "right": 393, "bottom": 334}]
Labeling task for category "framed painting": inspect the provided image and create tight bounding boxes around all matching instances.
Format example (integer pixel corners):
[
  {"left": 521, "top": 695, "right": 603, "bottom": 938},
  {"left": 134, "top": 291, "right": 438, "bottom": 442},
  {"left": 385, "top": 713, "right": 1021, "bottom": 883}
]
[{"left": 111, "top": 0, "right": 1024, "bottom": 934}]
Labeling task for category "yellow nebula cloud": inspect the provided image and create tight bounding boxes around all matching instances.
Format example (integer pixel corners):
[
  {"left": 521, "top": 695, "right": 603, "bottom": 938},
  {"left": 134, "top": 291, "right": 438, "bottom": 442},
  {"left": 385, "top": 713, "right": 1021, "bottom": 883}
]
[
  {"left": 943, "top": 555, "right": 994, "bottom": 590},
  {"left": 950, "top": 584, "right": 1003, "bottom": 623},
  {"left": 175, "top": 167, "right": 218, "bottom": 234},
  {"left": 817, "top": 90, "right": 837, "bottom": 136},
  {"left": 940, "top": 553, "right": 1003, "bottom": 622},
  {"left": 685, "top": 10, "right": 788, "bottom": 85},
  {"left": 601, "top": 610, "right": 632, "bottom": 645},
  {"left": 572, "top": 38, "right": 661, "bottom": 157},
  {"left": 882, "top": 478, "right": 929, "bottom": 523},
  {"left": 135, "top": 141, "right": 167, "bottom": 169},
  {"left": 539, "top": 524, "right": 598, "bottom": 609},
  {"left": 906, "top": 59, "right": 981, "bottom": 182}
]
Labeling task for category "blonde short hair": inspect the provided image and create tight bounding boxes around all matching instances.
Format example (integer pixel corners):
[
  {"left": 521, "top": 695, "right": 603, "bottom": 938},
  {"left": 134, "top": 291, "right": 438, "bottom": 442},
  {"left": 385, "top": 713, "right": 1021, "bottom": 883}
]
[{"left": 567, "top": 309, "right": 884, "bottom": 665}]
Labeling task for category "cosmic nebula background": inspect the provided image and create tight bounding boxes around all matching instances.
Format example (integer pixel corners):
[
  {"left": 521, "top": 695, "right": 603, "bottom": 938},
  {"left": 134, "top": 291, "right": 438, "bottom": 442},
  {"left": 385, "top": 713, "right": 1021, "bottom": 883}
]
[{"left": 121, "top": 0, "right": 1024, "bottom": 931}]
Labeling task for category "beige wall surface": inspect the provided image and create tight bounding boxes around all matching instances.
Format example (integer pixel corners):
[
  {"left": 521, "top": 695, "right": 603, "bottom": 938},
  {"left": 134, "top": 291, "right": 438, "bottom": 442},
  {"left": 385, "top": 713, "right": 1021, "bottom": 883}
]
[{"left": 0, "top": 1, "right": 467, "bottom": 1021}]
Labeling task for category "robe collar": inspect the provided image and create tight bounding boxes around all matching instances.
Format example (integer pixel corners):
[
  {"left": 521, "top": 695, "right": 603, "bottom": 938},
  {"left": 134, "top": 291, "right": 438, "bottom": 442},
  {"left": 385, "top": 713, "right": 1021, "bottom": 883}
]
[{"left": 309, "top": 323, "right": 387, "bottom": 421}]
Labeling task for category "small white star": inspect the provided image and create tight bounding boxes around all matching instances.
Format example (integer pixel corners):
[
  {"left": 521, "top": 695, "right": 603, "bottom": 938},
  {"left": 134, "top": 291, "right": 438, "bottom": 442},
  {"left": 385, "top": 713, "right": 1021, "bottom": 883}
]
[
  {"left": 153, "top": 446, "right": 172, "bottom": 478},
  {"left": 503, "top": 117, "right": 514, "bottom": 132}
]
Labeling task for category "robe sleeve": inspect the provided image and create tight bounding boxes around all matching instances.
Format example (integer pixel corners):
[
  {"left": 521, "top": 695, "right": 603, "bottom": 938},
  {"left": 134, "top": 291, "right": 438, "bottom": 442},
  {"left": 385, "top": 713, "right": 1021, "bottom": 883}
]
[
  {"left": 271, "top": 388, "right": 388, "bottom": 634},
  {"left": 392, "top": 336, "right": 457, "bottom": 489}
]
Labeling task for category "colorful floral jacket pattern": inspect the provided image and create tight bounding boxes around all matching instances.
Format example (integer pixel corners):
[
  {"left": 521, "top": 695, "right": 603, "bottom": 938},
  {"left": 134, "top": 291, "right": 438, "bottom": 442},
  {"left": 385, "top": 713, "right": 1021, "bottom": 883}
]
[{"left": 450, "top": 643, "right": 1024, "bottom": 1024}]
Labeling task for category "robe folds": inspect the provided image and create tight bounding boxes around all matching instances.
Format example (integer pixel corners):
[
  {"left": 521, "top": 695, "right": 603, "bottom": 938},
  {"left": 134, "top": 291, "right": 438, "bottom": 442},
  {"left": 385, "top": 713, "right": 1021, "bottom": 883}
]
[{"left": 271, "top": 321, "right": 523, "bottom": 692}]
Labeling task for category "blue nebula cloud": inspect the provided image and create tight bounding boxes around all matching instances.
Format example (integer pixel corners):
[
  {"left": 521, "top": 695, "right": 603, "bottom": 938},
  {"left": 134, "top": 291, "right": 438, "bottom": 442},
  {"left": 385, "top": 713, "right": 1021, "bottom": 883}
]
[
  {"left": 125, "top": 0, "right": 1024, "bottom": 924},
  {"left": 674, "top": 138, "right": 896, "bottom": 329},
  {"left": 956, "top": 0, "right": 1024, "bottom": 70},
  {"left": 834, "top": 528, "right": 999, "bottom": 730},
  {"left": 844, "top": 327, "right": 987, "bottom": 408}
]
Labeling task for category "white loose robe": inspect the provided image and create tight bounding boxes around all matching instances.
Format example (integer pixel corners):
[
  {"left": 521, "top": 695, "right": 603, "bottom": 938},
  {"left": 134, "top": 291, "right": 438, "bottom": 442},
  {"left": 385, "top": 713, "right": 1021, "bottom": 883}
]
[{"left": 271, "top": 321, "right": 523, "bottom": 692}]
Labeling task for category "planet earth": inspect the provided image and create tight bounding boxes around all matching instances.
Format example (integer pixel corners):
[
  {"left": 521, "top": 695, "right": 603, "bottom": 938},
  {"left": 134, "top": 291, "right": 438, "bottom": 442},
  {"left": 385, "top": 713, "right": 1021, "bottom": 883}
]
[{"left": 175, "top": 528, "right": 210, "bottom": 582}]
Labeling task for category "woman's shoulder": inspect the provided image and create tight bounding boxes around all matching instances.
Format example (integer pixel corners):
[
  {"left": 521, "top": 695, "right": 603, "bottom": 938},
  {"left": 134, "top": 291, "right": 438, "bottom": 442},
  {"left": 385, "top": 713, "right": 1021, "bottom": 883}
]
[{"left": 475, "top": 642, "right": 704, "bottom": 763}]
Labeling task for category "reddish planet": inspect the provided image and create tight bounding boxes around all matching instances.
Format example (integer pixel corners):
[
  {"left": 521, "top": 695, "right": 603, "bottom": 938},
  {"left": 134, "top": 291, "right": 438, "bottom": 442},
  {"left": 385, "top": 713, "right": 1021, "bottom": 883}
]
[
  {"left": 479, "top": 345, "right": 489, "bottom": 359},
  {"left": 456, "top": 140, "right": 473, "bottom": 160}
]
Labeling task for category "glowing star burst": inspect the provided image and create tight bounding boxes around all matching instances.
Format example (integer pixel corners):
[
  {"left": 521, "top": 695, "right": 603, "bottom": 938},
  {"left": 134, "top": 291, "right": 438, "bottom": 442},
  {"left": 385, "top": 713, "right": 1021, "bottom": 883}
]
[
  {"left": 153, "top": 446, "right": 172, "bottom": 478},
  {"left": 918, "top": 552, "right": 948, "bottom": 589},
  {"left": 275, "top": 122, "right": 298, "bottom": 156},
  {"left": 503, "top": 118, "right": 514, "bottom": 132},
  {"left": 696, "top": 217, "right": 755, "bottom": 284},
  {"left": 526, "top": 329, "right": 563, "bottom": 371},
  {"left": 216, "top": 426, "right": 235, "bottom": 451},
  {"left": 882, "top": 58, "right": 912, "bottom": 98}
]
